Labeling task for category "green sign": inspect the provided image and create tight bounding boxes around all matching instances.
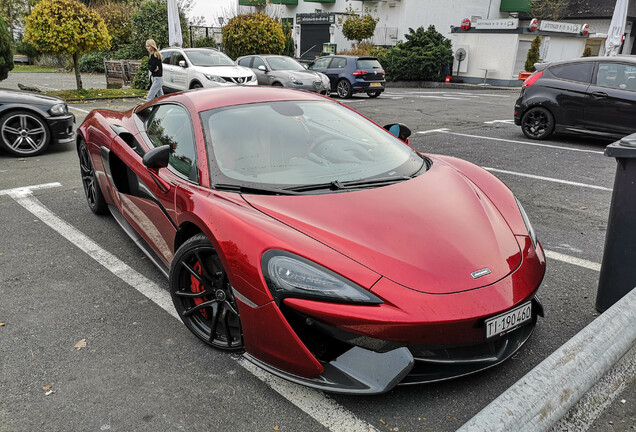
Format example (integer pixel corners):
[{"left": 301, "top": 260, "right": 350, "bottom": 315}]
[{"left": 499, "top": 0, "right": 531, "bottom": 13}]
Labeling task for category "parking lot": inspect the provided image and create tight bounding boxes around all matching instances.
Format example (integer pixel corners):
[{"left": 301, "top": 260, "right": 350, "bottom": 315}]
[{"left": 0, "top": 86, "right": 633, "bottom": 431}]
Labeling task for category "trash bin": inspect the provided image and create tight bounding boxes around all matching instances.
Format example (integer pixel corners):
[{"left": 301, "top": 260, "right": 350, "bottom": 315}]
[{"left": 596, "top": 133, "right": 636, "bottom": 312}]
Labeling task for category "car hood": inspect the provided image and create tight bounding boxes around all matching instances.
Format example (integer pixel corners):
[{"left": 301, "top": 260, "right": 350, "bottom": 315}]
[
  {"left": 276, "top": 70, "right": 326, "bottom": 82},
  {"left": 0, "top": 88, "right": 63, "bottom": 105},
  {"left": 192, "top": 65, "right": 253, "bottom": 77},
  {"left": 243, "top": 160, "right": 522, "bottom": 294}
]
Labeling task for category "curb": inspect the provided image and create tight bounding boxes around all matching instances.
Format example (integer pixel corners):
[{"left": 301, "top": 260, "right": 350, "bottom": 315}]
[{"left": 457, "top": 288, "right": 636, "bottom": 431}]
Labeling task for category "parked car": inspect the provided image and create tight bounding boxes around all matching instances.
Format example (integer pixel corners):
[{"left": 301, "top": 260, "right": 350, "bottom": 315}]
[
  {"left": 77, "top": 86, "right": 545, "bottom": 395},
  {"left": 236, "top": 54, "right": 331, "bottom": 95},
  {"left": 160, "top": 47, "right": 256, "bottom": 92},
  {"left": 0, "top": 89, "right": 74, "bottom": 157},
  {"left": 308, "top": 55, "right": 385, "bottom": 99},
  {"left": 515, "top": 56, "right": 636, "bottom": 140}
]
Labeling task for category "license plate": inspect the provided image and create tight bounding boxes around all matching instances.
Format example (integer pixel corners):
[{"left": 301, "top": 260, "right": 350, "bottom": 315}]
[
  {"left": 369, "top": 82, "right": 382, "bottom": 87},
  {"left": 485, "top": 302, "right": 532, "bottom": 339}
]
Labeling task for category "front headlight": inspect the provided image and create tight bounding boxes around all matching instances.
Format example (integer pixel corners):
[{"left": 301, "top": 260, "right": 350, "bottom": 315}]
[
  {"left": 262, "top": 251, "right": 383, "bottom": 305},
  {"left": 516, "top": 198, "right": 538, "bottom": 249},
  {"left": 289, "top": 75, "right": 303, "bottom": 85},
  {"left": 49, "top": 103, "right": 67, "bottom": 116},
  {"left": 204, "top": 74, "right": 226, "bottom": 83}
]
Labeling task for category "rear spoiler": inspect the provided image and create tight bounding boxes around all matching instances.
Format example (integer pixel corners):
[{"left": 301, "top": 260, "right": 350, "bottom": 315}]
[{"left": 534, "top": 62, "right": 548, "bottom": 72}]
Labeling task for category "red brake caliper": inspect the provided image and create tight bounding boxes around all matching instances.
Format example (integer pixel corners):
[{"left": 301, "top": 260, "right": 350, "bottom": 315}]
[{"left": 190, "top": 261, "right": 209, "bottom": 319}]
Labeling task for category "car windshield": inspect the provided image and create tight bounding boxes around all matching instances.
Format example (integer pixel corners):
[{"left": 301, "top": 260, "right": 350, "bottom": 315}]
[
  {"left": 200, "top": 100, "right": 425, "bottom": 190},
  {"left": 185, "top": 50, "right": 235, "bottom": 66},
  {"left": 267, "top": 56, "right": 305, "bottom": 71}
]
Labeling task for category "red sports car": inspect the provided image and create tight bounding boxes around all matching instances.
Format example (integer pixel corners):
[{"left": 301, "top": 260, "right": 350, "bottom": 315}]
[{"left": 77, "top": 87, "right": 545, "bottom": 394}]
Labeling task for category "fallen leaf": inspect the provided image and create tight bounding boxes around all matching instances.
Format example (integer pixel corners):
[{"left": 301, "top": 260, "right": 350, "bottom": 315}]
[
  {"left": 42, "top": 385, "right": 52, "bottom": 391},
  {"left": 45, "top": 390, "right": 56, "bottom": 396},
  {"left": 18, "top": 158, "right": 26, "bottom": 161},
  {"left": 578, "top": 206, "right": 588, "bottom": 210},
  {"left": 74, "top": 339, "right": 87, "bottom": 350},
  {"left": 0, "top": 323, "right": 5, "bottom": 327},
  {"left": 273, "top": 427, "right": 279, "bottom": 431},
  {"left": 621, "top": 399, "right": 626, "bottom": 404},
  {"left": 380, "top": 419, "right": 386, "bottom": 425}
]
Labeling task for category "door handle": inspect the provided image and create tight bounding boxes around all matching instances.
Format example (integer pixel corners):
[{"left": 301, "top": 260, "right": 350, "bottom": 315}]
[{"left": 592, "top": 91, "right": 608, "bottom": 98}]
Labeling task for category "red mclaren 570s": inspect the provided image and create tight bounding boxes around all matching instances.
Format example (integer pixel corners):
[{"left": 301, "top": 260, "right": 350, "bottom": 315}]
[{"left": 77, "top": 87, "right": 545, "bottom": 395}]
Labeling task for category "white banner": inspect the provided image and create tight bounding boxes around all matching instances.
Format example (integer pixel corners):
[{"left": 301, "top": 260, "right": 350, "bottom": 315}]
[
  {"left": 168, "top": 0, "right": 183, "bottom": 47},
  {"left": 605, "top": 0, "right": 628, "bottom": 56},
  {"left": 474, "top": 18, "right": 519, "bottom": 30}
]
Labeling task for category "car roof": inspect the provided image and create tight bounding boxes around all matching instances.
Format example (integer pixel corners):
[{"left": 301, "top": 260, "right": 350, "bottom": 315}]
[
  {"left": 319, "top": 55, "right": 378, "bottom": 60},
  {"left": 169, "top": 86, "right": 328, "bottom": 113},
  {"left": 538, "top": 55, "right": 636, "bottom": 70},
  {"left": 161, "top": 47, "right": 220, "bottom": 53}
]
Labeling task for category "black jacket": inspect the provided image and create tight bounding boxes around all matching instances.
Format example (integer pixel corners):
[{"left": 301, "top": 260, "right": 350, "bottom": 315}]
[{"left": 148, "top": 55, "right": 162, "bottom": 77}]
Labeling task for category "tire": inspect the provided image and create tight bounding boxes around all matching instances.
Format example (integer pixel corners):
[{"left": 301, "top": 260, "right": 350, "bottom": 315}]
[
  {"left": 169, "top": 234, "right": 244, "bottom": 351},
  {"left": 0, "top": 110, "right": 50, "bottom": 157},
  {"left": 190, "top": 82, "right": 203, "bottom": 89},
  {"left": 521, "top": 106, "right": 555, "bottom": 140},
  {"left": 78, "top": 139, "right": 108, "bottom": 215},
  {"left": 368, "top": 91, "right": 381, "bottom": 98},
  {"left": 336, "top": 79, "right": 353, "bottom": 99},
  {"left": 272, "top": 82, "right": 284, "bottom": 87}
]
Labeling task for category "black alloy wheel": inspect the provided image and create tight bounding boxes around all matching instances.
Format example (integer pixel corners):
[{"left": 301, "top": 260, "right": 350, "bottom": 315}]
[
  {"left": 78, "top": 139, "right": 108, "bottom": 215},
  {"left": 368, "top": 91, "right": 381, "bottom": 98},
  {"left": 521, "top": 106, "right": 555, "bottom": 140},
  {"left": 336, "top": 79, "right": 353, "bottom": 99},
  {"left": 170, "top": 234, "right": 243, "bottom": 351},
  {"left": 0, "top": 110, "right": 50, "bottom": 156}
]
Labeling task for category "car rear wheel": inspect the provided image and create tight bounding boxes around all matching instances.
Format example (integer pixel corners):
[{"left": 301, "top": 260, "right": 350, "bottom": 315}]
[
  {"left": 521, "top": 107, "right": 555, "bottom": 140},
  {"left": 368, "top": 91, "right": 381, "bottom": 98},
  {"left": 78, "top": 138, "right": 108, "bottom": 215},
  {"left": 190, "top": 82, "right": 202, "bottom": 89},
  {"left": 170, "top": 234, "right": 243, "bottom": 351},
  {"left": 336, "top": 79, "right": 353, "bottom": 99},
  {"left": 0, "top": 110, "right": 50, "bottom": 156}
]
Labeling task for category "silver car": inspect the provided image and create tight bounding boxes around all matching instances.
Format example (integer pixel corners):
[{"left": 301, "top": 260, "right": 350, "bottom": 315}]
[{"left": 236, "top": 54, "right": 330, "bottom": 95}]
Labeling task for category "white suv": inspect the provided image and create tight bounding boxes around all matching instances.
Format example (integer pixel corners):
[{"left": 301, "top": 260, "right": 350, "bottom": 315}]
[{"left": 160, "top": 47, "right": 257, "bottom": 92}]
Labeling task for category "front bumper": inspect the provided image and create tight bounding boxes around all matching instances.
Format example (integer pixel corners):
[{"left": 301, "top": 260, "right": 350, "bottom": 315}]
[{"left": 47, "top": 113, "right": 75, "bottom": 144}]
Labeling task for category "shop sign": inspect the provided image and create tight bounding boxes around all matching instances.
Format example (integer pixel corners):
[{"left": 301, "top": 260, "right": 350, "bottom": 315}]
[
  {"left": 473, "top": 18, "right": 519, "bottom": 30},
  {"left": 297, "top": 13, "right": 335, "bottom": 25},
  {"left": 539, "top": 20, "right": 581, "bottom": 34}
]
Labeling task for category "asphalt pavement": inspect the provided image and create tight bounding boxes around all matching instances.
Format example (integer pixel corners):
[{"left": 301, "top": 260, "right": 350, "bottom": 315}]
[{"left": 0, "top": 70, "right": 634, "bottom": 431}]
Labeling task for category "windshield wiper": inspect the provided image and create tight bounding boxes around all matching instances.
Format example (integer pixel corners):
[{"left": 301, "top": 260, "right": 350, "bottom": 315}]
[
  {"left": 214, "top": 183, "right": 299, "bottom": 196},
  {"left": 285, "top": 176, "right": 411, "bottom": 193}
]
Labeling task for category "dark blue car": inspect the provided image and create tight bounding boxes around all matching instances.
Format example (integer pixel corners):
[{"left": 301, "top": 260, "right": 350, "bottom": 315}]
[{"left": 308, "top": 55, "right": 385, "bottom": 99}]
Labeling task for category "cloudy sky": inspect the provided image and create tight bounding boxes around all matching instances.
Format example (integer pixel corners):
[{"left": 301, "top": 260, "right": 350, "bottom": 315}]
[{"left": 190, "top": 0, "right": 236, "bottom": 26}]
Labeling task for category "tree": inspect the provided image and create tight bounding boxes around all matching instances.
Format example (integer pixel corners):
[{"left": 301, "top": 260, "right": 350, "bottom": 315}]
[
  {"left": 222, "top": 13, "right": 285, "bottom": 59},
  {"left": 93, "top": 2, "right": 134, "bottom": 50},
  {"left": 25, "top": 0, "right": 111, "bottom": 90},
  {"left": 531, "top": 0, "right": 569, "bottom": 21},
  {"left": 342, "top": 13, "right": 378, "bottom": 46},
  {"left": 132, "top": 0, "right": 190, "bottom": 51},
  {"left": 0, "top": 16, "right": 14, "bottom": 81},
  {"left": 525, "top": 36, "right": 541, "bottom": 72},
  {"left": 0, "top": 0, "right": 37, "bottom": 42}
]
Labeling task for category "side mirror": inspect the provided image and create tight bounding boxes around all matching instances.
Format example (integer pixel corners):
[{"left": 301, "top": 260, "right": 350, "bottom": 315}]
[
  {"left": 383, "top": 123, "right": 412, "bottom": 142},
  {"left": 258, "top": 65, "right": 267, "bottom": 72},
  {"left": 143, "top": 145, "right": 170, "bottom": 169},
  {"left": 178, "top": 60, "right": 187, "bottom": 68}
]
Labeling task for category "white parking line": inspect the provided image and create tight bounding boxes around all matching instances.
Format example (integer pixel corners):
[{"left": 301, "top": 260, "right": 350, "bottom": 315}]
[
  {"left": 1, "top": 183, "right": 378, "bottom": 432},
  {"left": 544, "top": 250, "right": 601, "bottom": 272},
  {"left": 417, "top": 129, "right": 605, "bottom": 155},
  {"left": 483, "top": 119, "right": 515, "bottom": 124},
  {"left": 484, "top": 167, "right": 612, "bottom": 192}
]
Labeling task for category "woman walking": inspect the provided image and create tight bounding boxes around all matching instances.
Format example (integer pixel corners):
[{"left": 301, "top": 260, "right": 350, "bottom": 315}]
[{"left": 145, "top": 39, "right": 164, "bottom": 101}]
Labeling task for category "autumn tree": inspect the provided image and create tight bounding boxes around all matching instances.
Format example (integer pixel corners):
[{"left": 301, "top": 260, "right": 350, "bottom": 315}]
[
  {"left": 0, "top": 16, "right": 13, "bottom": 81},
  {"left": 93, "top": 2, "right": 134, "bottom": 50},
  {"left": 342, "top": 13, "right": 378, "bottom": 46},
  {"left": 25, "top": 0, "right": 110, "bottom": 90},
  {"left": 222, "top": 13, "right": 285, "bottom": 59}
]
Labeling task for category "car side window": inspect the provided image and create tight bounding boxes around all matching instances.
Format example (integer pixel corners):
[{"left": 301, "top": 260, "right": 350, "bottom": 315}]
[
  {"left": 309, "top": 57, "right": 331, "bottom": 70},
  {"left": 596, "top": 63, "right": 636, "bottom": 91},
  {"left": 237, "top": 57, "right": 252, "bottom": 67},
  {"left": 252, "top": 57, "right": 266, "bottom": 69},
  {"left": 331, "top": 57, "right": 347, "bottom": 69},
  {"left": 146, "top": 104, "right": 198, "bottom": 180},
  {"left": 175, "top": 52, "right": 187, "bottom": 67},
  {"left": 550, "top": 63, "right": 593, "bottom": 83},
  {"left": 162, "top": 51, "right": 173, "bottom": 65}
]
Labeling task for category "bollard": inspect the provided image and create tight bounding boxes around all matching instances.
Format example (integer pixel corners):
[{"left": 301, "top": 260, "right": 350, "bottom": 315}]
[{"left": 596, "top": 133, "right": 636, "bottom": 312}]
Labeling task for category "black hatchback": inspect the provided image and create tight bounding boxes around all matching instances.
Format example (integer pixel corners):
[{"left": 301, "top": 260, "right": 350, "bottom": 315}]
[
  {"left": 514, "top": 56, "right": 636, "bottom": 140},
  {"left": 308, "top": 55, "right": 385, "bottom": 99}
]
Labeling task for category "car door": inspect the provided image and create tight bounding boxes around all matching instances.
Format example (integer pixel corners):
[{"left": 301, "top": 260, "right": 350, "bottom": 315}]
[
  {"left": 308, "top": 57, "right": 334, "bottom": 88},
  {"left": 172, "top": 51, "right": 189, "bottom": 90},
  {"left": 251, "top": 56, "right": 270, "bottom": 85},
  {"left": 116, "top": 103, "right": 198, "bottom": 266},
  {"left": 542, "top": 62, "right": 593, "bottom": 129},
  {"left": 161, "top": 50, "right": 177, "bottom": 91},
  {"left": 584, "top": 62, "right": 636, "bottom": 136}
]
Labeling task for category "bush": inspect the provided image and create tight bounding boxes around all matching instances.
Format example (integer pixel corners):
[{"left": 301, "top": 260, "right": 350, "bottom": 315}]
[
  {"left": 194, "top": 37, "right": 216, "bottom": 48},
  {"left": 525, "top": 36, "right": 541, "bottom": 72},
  {"left": 342, "top": 14, "right": 378, "bottom": 46},
  {"left": 132, "top": 56, "right": 150, "bottom": 90},
  {"left": 112, "top": 43, "right": 146, "bottom": 60},
  {"left": 582, "top": 46, "right": 592, "bottom": 57},
  {"left": 222, "top": 13, "right": 285, "bottom": 59},
  {"left": 376, "top": 26, "right": 453, "bottom": 82},
  {"left": 0, "top": 16, "right": 13, "bottom": 81},
  {"left": 14, "top": 38, "right": 41, "bottom": 64},
  {"left": 79, "top": 50, "right": 111, "bottom": 73},
  {"left": 339, "top": 41, "right": 375, "bottom": 56}
]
